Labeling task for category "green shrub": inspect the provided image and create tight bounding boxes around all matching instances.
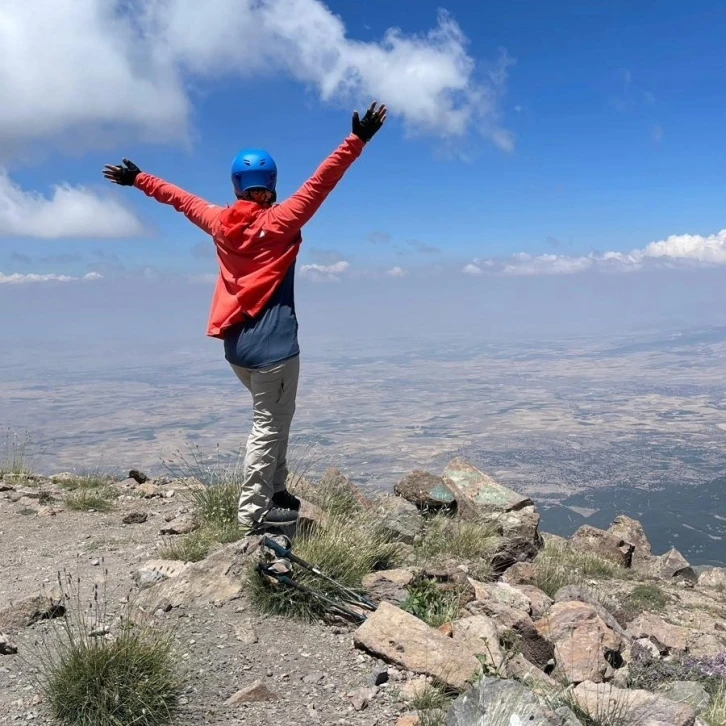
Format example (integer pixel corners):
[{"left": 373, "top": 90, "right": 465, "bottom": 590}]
[
  {"left": 57, "top": 474, "right": 112, "bottom": 492},
  {"left": 249, "top": 511, "right": 400, "bottom": 620},
  {"left": 63, "top": 487, "right": 117, "bottom": 512},
  {"left": 416, "top": 514, "right": 500, "bottom": 581},
  {"left": 530, "top": 540, "right": 624, "bottom": 598},
  {"left": 34, "top": 574, "right": 181, "bottom": 726},
  {"left": 626, "top": 583, "right": 669, "bottom": 613},
  {"left": 704, "top": 683, "right": 726, "bottom": 726},
  {"left": 401, "top": 579, "right": 461, "bottom": 628}
]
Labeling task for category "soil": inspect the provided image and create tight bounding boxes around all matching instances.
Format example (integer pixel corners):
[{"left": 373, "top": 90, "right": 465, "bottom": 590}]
[{"left": 0, "top": 477, "right": 408, "bottom": 725}]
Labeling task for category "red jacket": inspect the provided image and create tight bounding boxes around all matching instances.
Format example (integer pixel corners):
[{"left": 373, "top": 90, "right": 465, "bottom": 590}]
[{"left": 134, "top": 134, "right": 365, "bottom": 338}]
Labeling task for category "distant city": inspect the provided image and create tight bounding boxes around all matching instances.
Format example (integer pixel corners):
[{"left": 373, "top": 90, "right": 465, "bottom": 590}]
[{"left": 3, "top": 326, "right": 726, "bottom": 565}]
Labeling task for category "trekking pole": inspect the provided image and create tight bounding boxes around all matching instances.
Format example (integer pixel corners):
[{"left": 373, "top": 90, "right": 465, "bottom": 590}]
[
  {"left": 261, "top": 537, "right": 377, "bottom": 611},
  {"left": 257, "top": 564, "right": 367, "bottom": 623}
]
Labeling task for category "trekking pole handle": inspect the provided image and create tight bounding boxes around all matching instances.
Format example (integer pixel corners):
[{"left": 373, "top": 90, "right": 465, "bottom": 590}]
[{"left": 261, "top": 537, "right": 291, "bottom": 558}]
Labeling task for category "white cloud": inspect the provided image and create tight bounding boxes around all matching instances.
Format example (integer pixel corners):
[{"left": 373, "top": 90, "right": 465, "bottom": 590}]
[
  {"left": 300, "top": 260, "right": 350, "bottom": 282},
  {"left": 0, "top": 271, "right": 102, "bottom": 285},
  {"left": 386, "top": 266, "right": 407, "bottom": 278},
  {"left": 0, "top": 1, "right": 513, "bottom": 157},
  {"left": 466, "top": 228, "right": 726, "bottom": 277},
  {"left": 0, "top": 171, "right": 144, "bottom": 239},
  {"left": 462, "top": 263, "right": 484, "bottom": 275}
]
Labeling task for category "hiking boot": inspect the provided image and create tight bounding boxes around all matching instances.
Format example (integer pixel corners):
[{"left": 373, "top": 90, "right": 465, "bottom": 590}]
[
  {"left": 272, "top": 489, "right": 301, "bottom": 511},
  {"left": 259, "top": 506, "right": 299, "bottom": 528}
]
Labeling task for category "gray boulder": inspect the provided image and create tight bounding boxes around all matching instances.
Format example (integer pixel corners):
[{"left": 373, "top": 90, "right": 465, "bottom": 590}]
[{"left": 446, "top": 677, "right": 569, "bottom": 725}]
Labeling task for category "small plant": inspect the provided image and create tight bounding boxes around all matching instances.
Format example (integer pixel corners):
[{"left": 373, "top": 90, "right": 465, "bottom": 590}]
[
  {"left": 409, "top": 681, "right": 451, "bottom": 712},
  {"left": 33, "top": 571, "right": 181, "bottom": 726},
  {"left": 249, "top": 510, "right": 400, "bottom": 620},
  {"left": 1, "top": 428, "right": 36, "bottom": 478},
  {"left": 628, "top": 643, "right": 725, "bottom": 696},
  {"left": 405, "top": 681, "right": 452, "bottom": 726},
  {"left": 704, "top": 682, "right": 726, "bottom": 726},
  {"left": 416, "top": 513, "right": 500, "bottom": 581},
  {"left": 402, "top": 579, "right": 461, "bottom": 628},
  {"left": 158, "top": 529, "right": 218, "bottom": 563},
  {"left": 291, "top": 467, "right": 363, "bottom": 518},
  {"left": 626, "top": 583, "right": 669, "bottom": 613},
  {"left": 63, "top": 486, "right": 117, "bottom": 512},
  {"left": 58, "top": 474, "right": 112, "bottom": 492},
  {"left": 529, "top": 540, "right": 625, "bottom": 598}
]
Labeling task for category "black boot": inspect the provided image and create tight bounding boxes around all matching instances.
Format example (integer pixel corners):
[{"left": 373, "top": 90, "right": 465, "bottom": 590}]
[
  {"left": 272, "top": 490, "right": 301, "bottom": 511},
  {"left": 259, "top": 506, "right": 299, "bottom": 528}
]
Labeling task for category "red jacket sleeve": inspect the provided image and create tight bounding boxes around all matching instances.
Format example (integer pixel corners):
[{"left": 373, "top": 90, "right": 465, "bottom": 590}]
[
  {"left": 134, "top": 173, "right": 221, "bottom": 235},
  {"left": 263, "top": 134, "right": 365, "bottom": 237}
]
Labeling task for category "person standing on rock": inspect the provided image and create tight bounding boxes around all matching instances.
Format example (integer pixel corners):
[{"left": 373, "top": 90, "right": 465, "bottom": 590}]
[{"left": 103, "top": 102, "right": 387, "bottom": 533}]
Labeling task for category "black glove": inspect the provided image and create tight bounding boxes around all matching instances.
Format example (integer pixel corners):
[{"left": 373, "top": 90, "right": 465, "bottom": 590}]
[
  {"left": 352, "top": 102, "right": 387, "bottom": 143},
  {"left": 102, "top": 158, "right": 142, "bottom": 186}
]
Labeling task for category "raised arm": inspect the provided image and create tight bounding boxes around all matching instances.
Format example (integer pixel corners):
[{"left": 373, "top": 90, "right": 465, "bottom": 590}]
[
  {"left": 102, "top": 158, "right": 220, "bottom": 235},
  {"left": 263, "top": 102, "right": 387, "bottom": 238},
  {"left": 134, "top": 174, "right": 220, "bottom": 235}
]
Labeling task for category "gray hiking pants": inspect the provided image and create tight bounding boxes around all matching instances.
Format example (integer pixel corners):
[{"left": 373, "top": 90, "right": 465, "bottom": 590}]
[{"left": 231, "top": 356, "right": 300, "bottom": 527}]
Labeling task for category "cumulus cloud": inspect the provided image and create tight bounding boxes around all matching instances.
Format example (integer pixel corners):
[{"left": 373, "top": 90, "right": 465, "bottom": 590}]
[
  {"left": 0, "top": 271, "right": 101, "bottom": 285},
  {"left": 300, "top": 260, "right": 350, "bottom": 282},
  {"left": 386, "top": 266, "right": 407, "bottom": 278},
  {"left": 466, "top": 228, "right": 726, "bottom": 277},
  {"left": 0, "top": 0, "right": 512, "bottom": 158},
  {"left": 0, "top": 172, "right": 144, "bottom": 239}
]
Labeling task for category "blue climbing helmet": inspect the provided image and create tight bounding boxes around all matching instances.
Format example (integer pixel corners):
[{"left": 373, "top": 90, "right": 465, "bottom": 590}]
[{"left": 231, "top": 148, "right": 277, "bottom": 196}]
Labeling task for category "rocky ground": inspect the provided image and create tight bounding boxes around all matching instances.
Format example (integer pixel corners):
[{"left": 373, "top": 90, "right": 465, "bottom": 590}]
[{"left": 1, "top": 461, "right": 726, "bottom": 726}]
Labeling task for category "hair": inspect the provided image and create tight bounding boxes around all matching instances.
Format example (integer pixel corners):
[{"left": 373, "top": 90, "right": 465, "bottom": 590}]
[{"left": 236, "top": 188, "right": 276, "bottom": 206}]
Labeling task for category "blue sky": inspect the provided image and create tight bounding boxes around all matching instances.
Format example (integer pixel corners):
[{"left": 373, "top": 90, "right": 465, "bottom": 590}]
[{"left": 2, "top": 0, "right": 726, "bottom": 283}]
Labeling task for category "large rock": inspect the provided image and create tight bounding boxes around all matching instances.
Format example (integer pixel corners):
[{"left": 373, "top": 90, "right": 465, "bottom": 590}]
[
  {"left": 353, "top": 602, "right": 481, "bottom": 691},
  {"left": 536, "top": 601, "right": 625, "bottom": 684},
  {"left": 374, "top": 495, "right": 423, "bottom": 544},
  {"left": 554, "top": 585, "right": 630, "bottom": 640},
  {"left": 469, "top": 580, "right": 531, "bottom": 613},
  {"left": 608, "top": 515, "right": 653, "bottom": 571},
  {"left": 445, "top": 676, "right": 564, "bottom": 726},
  {"left": 451, "top": 615, "right": 504, "bottom": 672},
  {"left": 659, "top": 681, "right": 711, "bottom": 714},
  {"left": 362, "top": 569, "right": 415, "bottom": 606},
  {"left": 159, "top": 515, "right": 198, "bottom": 536},
  {"left": 468, "top": 601, "right": 554, "bottom": 669},
  {"left": 394, "top": 471, "right": 456, "bottom": 510},
  {"left": 442, "top": 459, "right": 533, "bottom": 513},
  {"left": 0, "top": 591, "right": 64, "bottom": 633},
  {"left": 515, "top": 585, "right": 553, "bottom": 619},
  {"left": 489, "top": 505, "right": 543, "bottom": 543},
  {"left": 491, "top": 537, "right": 542, "bottom": 576},
  {"left": 135, "top": 536, "right": 260, "bottom": 611},
  {"left": 505, "top": 654, "right": 558, "bottom": 694},
  {"left": 133, "top": 559, "right": 189, "bottom": 590},
  {"left": 569, "top": 525, "right": 633, "bottom": 568},
  {"left": 572, "top": 681, "right": 696, "bottom": 726},
  {"left": 697, "top": 567, "right": 726, "bottom": 589},
  {"left": 627, "top": 612, "right": 689, "bottom": 653},
  {"left": 626, "top": 612, "right": 725, "bottom": 657},
  {"left": 501, "top": 562, "right": 538, "bottom": 586},
  {"left": 649, "top": 548, "right": 697, "bottom": 582}
]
